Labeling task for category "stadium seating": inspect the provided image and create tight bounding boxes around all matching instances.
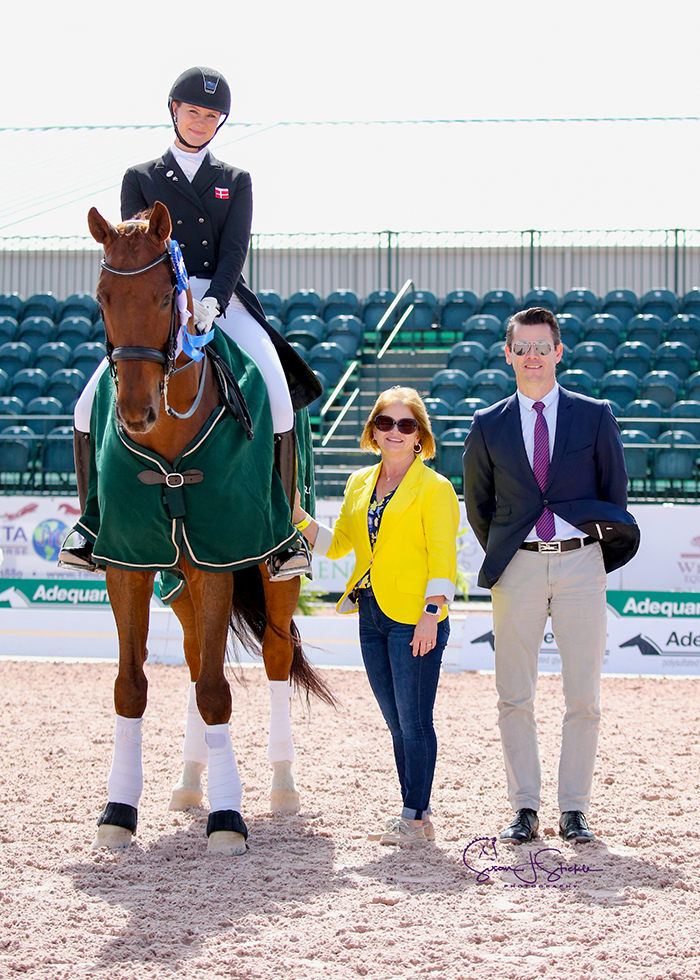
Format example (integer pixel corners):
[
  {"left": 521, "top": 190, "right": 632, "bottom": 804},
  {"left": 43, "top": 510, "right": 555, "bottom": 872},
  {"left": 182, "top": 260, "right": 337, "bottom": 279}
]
[
  {"left": 480, "top": 289, "right": 516, "bottom": 322},
  {"left": 0, "top": 425, "right": 34, "bottom": 481},
  {"left": 0, "top": 341, "right": 32, "bottom": 375},
  {"left": 602, "top": 289, "right": 638, "bottom": 326},
  {"left": 653, "top": 342, "right": 694, "bottom": 380},
  {"left": 284, "top": 315, "right": 325, "bottom": 351},
  {"left": 423, "top": 397, "right": 452, "bottom": 437},
  {"left": 613, "top": 341, "right": 653, "bottom": 377},
  {"left": 71, "top": 342, "right": 105, "bottom": 378},
  {"left": 0, "top": 317, "right": 18, "bottom": 343},
  {"left": 306, "top": 342, "right": 346, "bottom": 386},
  {"left": 625, "top": 314, "right": 664, "bottom": 349},
  {"left": 322, "top": 289, "right": 361, "bottom": 321},
  {"left": 668, "top": 400, "right": 700, "bottom": 434},
  {"left": 639, "top": 288, "right": 677, "bottom": 322},
  {"left": 686, "top": 372, "right": 700, "bottom": 401},
  {"left": 452, "top": 397, "right": 488, "bottom": 419},
  {"left": 20, "top": 292, "right": 58, "bottom": 323},
  {"left": 283, "top": 289, "right": 323, "bottom": 322},
  {"left": 34, "top": 342, "right": 72, "bottom": 375},
  {"left": 486, "top": 341, "right": 507, "bottom": 370},
  {"left": 556, "top": 313, "right": 583, "bottom": 349},
  {"left": 559, "top": 289, "right": 598, "bottom": 321},
  {"left": 470, "top": 369, "right": 511, "bottom": 404},
  {"left": 462, "top": 314, "right": 502, "bottom": 346},
  {"left": 558, "top": 369, "right": 595, "bottom": 397},
  {"left": 17, "top": 316, "right": 54, "bottom": 351},
  {"left": 10, "top": 368, "right": 48, "bottom": 405},
  {"left": 24, "top": 396, "right": 65, "bottom": 436},
  {"left": 622, "top": 399, "right": 665, "bottom": 439},
  {"left": 582, "top": 314, "right": 623, "bottom": 349},
  {"left": 398, "top": 289, "right": 438, "bottom": 333},
  {"left": 56, "top": 316, "right": 92, "bottom": 347},
  {"left": 0, "top": 369, "right": 7, "bottom": 397},
  {"left": 447, "top": 341, "right": 487, "bottom": 376},
  {"left": 665, "top": 314, "right": 700, "bottom": 351},
  {"left": 0, "top": 396, "right": 25, "bottom": 418},
  {"left": 429, "top": 369, "right": 470, "bottom": 407},
  {"left": 437, "top": 427, "right": 470, "bottom": 482},
  {"left": 640, "top": 370, "right": 681, "bottom": 409},
  {"left": 45, "top": 369, "right": 86, "bottom": 410},
  {"left": 41, "top": 426, "right": 75, "bottom": 482},
  {"left": 59, "top": 293, "right": 99, "bottom": 323},
  {"left": 0, "top": 293, "right": 22, "bottom": 320},
  {"left": 440, "top": 290, "right": 479, "bottom": 332},
  {"left": 362, "top": 290, "right": 396, "bottom": 332},
  {"left": 599, "top": 370, "right": 639, "bottom": 404},
  {"left": 571, "top": 341, "right": 610, "bottom": 379},
  {"left": 619, "top": 429, "right": 652, "bottom": 480},
  {"left": 523, "top": 288, "right": 558, "bottom": 313},
  {"left": 323, "top": 315, "right": 364, "bottom": 357},
  {"left": 307, "top": 370, "right": 328, "bottom": 416},
  {"left": 258, "top": 289, "right": 283, "bottom": 319},
  {"left": 681, "top": 288, "right": 700, "bottom": 319},
  {"left": 655, "top": 430, "right": 698, "bottom": 480}
]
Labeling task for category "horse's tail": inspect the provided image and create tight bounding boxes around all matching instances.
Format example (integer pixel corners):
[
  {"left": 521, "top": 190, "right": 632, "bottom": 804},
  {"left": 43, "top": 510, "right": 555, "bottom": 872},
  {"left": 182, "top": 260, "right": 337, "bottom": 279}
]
[{"left": 229, "top": 566, "right": 337, "bottom": 707}]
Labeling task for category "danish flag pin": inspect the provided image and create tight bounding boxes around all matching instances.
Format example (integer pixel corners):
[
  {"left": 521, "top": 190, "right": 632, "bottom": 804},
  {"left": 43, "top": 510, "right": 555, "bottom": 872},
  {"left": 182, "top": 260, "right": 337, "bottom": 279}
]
[{"left": 215, "top": 187, "right": 229, "bottom": 199}]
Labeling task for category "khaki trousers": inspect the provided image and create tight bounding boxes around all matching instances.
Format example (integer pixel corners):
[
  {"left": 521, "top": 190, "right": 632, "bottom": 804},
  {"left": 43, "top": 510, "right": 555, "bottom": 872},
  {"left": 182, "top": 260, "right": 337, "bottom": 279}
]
[{"left": 491, "top": 543, "right": 607, "bottom": 814}]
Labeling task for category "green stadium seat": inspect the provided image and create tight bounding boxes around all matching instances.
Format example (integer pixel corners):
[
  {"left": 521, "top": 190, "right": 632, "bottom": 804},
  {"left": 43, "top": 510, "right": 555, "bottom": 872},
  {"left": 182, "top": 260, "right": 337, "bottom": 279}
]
[
  {"left": 0, "top": 293, "right": 22, "bottom": 320},
  {"left": 441, "top": 290, "right": 479, "bottom": 332},
  {"left": 639, "top": 288, "right": 678, "bottom": 323},
  {"left": 665, "top": 314, "right": 700, "bottom": 352},
  {"left": 452, "top": 397, "right": 488, "bottom": 420},
  {"left": 558, "top": 369, "right": 595, "bottom": 397},
  {"left": 463, "top": 314, "right": 502, "bottom": 346},
  {"left": 437, "top": 427, "right": 470, "bottom": 482},
  {"left": 323, "top": 314, "right": 363, "bottom": 350},
  {"left": 25, "top": 396, "right": 65, "bottom": 436},
  {"left": 622, "top": 399, "right": 665, "bottom": 439},
  {"left": 470, "top": 368, "right": 511, "bottom": 404},
  {"left": 17, "top": 316, "right": 55, "bottom": 351},
  {"left": 640, "top": 370, "right": 681, "bottom": 409},
  {"left": 486, "top": 340, "right": 507, "bottom": 370},
  {"left": 681, "top": 288, "right": 700, "bottom": 319},
  {"left": 655, "top": 430, "right": 698, "bottom": 480},
  {"left": 625, "top": 314, "right": 664, "bottom": 349},
  {"left": 447, "top": 341, "right": 487, "bottom": 376},
  {"left": 0, "top": 368, "right": 7, "bottom": 397},
  {"left": 321, "top": 289, "right": 361, "bottom": 321},
  {"left": 41, "top": 426, "right": 75, "bottom": 479},
  {"left": 653, "top": 342, "right": 694, "bottom": 380},
  {"left": 0, "top": 341, "right": 32, "bottom": 375},
  {"left": 0, "top": 425, "right": 34, "bottom": 481},
  {"left": 582, "top": 314, "right": 622, "bottom": 349},
  {"left": 0, "top": 395, "right": 25, "bottom": 418},
  {"left": 283, "top": 289, "right": 323, "bottom": 323},
  {"left": 480, "top": 289, "right": 516, "bottom": 322},
  {"left": 9, "top": 368, "right": 48, "bottom": 405},
  {"left": 20, "top": 292, "right": 58, "bottom": 323},
  {"left": 34, "top": 342, "right": 72, "bottom": 375},
  {"left": 71, "top": 342, "right": 106, "bottom": 378},
  {"left": 306, "top": 342, "right": 346, "bottom": 386},
  {"left": 668, "top": 400, "right": 700, "bottom": 435},
  {"left": 523, "top": 288, "right": 559, "bottom": 313},
  {"left": 429, "top": 369, "right": 470, "bottom": 407},
  {"left": 284, "top": 315, "right": 325, "bottom": 351},
  {"left": 613, "top": 341, "right": 653, "bottom": 377},
  {"left": 559, "top": 288, "right": 598, "bottom": 321},
  {"left": 599, "top": 370, "right": 639, "bottom": 403},
  {"left": 46, "top": 369, "right": 87, "bottom": 410},
  {"left": 90, "top": 318, "right": 106, "bottom": 342},
  {"left": 0, "top": 316, "right": 18, "bottom": 343},
  {"left": 571, "top": 341, "right": 610, "bottom": 380},
  {"left": 602, "top": 289, "right": 638, "bottom": 326},
  {"left": 423, "top": 397, "right": 453, "bottom": 437},
  {"left": 56, "top": 316, "right": 92, "bottom": 347},
  {"left": 60, "top": 293, "right": 99, "bottom": 323},
  {"left": 620, "top": 429, "right": 652, "bottom": 480},
  {"left": 556, "top": 313, "right": 583, "bottom": 349},
  {"left": 362, "top": 290, "right": 396, "bottom": 332},
  {"left": 398, "top": 289, "right": 438, "bottom": 333},
  {"left": 257, "top": 290, "right": 283, "bottom": 319}
]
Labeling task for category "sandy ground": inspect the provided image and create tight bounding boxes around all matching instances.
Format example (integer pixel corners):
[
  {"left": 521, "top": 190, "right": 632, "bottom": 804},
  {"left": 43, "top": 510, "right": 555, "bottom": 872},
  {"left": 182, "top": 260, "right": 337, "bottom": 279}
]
[{"left": 1, "top": 660, "right": 699, "bottom": 980}]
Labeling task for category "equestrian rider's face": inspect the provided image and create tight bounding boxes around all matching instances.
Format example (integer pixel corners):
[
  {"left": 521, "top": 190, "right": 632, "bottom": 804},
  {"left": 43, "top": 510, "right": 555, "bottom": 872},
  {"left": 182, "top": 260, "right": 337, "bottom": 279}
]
[
  {"left": 173, "top": 102, "right": 222, "bottom": 151},
  {"left": 505, "top": 321, "right": 563, "bottom": 399}
]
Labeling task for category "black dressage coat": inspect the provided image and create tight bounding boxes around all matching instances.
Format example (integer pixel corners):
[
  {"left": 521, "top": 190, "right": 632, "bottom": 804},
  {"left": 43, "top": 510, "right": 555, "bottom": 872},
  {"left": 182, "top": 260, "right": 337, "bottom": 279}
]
[
  {"left": 463, "top": 387, "right": 640, "bottom": 589},
  {"left": 121, "top": 148, "right": 321, "bottom": 411}
]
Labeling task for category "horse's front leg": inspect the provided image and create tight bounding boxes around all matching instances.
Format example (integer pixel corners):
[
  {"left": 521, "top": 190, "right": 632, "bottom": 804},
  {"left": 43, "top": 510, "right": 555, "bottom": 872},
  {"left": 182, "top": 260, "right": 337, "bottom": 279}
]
[
  {"left": 168, "top": 588, "right": 207, "bottom": 810},
  {"left": 185, "top": 565, "right": 247, "bottom": 856},
  {"left": 259, "top": 563, "right": 301, "bottom": 814},
  {"left": 92, "top": 567, "right": 155, "bottom": 850}
]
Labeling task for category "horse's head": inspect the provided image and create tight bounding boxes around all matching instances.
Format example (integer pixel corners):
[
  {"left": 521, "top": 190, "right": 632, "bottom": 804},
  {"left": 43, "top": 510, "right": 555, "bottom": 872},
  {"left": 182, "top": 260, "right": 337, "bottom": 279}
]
[{"left": 89, "top": 202, "right": 175, "bottom": 435}]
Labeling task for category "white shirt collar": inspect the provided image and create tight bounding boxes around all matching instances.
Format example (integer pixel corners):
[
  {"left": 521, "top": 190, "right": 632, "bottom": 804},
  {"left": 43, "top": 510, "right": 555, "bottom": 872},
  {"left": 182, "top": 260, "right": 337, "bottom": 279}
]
[{"left": 517, "top": 383, "right": 560, "bottom": 413}]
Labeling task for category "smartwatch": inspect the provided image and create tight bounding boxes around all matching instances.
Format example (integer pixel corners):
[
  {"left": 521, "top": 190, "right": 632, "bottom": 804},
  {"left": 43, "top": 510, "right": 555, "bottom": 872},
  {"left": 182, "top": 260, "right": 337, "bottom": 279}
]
[{"left": 423, "top": 602, "right": 440, "bottom": 616}]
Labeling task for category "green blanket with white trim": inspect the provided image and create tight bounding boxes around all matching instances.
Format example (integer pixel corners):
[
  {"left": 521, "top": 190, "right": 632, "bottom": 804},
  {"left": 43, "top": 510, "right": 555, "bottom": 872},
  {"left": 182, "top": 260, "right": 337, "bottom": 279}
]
[{"left": 76, "top": 329, "right": 313, "bottom": 575}]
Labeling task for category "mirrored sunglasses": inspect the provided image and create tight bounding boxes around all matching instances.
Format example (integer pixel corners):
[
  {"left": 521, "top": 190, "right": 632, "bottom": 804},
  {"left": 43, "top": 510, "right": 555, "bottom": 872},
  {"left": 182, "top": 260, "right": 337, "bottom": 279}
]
[
  {"left": 510, "top": 341, "right": 554, "bottom": 356},
  {"left": 374, "top": 415, "right": 419, "bottom": 434}
]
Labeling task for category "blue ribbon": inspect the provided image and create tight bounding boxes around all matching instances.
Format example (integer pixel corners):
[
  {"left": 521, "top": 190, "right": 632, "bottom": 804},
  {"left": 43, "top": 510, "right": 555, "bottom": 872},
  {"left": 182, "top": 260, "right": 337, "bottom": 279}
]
[
  {"left": 170, "top": 240, "right": 189, "bottom": 293},
  {"left": 182, "top": 327, "right": 216, "bottom": 362}
]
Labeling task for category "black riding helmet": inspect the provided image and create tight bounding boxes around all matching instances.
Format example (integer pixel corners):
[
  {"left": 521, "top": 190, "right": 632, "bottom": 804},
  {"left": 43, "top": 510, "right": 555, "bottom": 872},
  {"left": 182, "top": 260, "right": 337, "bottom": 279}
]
[{"left": 168, "top": 66, "right": 231, "bottom": 149}]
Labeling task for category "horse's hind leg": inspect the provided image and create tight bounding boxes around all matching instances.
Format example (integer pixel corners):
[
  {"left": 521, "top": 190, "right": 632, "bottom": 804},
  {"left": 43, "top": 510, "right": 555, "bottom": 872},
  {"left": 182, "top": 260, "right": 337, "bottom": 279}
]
[
  {"left": 168, "top": 590, "right": 206, "bottom": 810},
  {"left": 259, "top": 563, "right": 301, "bottom": 814},
  {"left": 93, "top": 567, "right": 154, "bottom": 850}
]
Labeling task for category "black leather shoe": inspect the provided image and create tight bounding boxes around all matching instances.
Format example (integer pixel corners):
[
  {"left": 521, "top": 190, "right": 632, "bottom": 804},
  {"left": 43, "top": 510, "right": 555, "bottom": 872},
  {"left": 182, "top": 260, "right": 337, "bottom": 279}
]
[
  {"left": 559, "top": 810, "right": 595, "bottom": 843},
  {"left": 499, "top": 808, "right": 539, "bottom": 843},
  {"left": 58, "top": 534, "right": 98, "bottom": 573}
]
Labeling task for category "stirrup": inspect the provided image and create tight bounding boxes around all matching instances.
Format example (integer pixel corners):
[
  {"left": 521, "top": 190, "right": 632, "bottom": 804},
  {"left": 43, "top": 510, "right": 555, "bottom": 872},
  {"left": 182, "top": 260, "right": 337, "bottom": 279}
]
[
  {"left": 58, "top": 532, "right": 99, "bottom": 573},
  {"left": 267, "top": 535, "right": 312, "bottom": 582}
]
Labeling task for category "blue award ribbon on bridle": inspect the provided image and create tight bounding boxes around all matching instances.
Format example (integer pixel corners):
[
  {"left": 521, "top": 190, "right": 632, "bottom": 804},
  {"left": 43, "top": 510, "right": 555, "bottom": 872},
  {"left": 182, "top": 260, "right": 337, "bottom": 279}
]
[{"left": 170, "top": 239, "right": 215, "bottom": 363}]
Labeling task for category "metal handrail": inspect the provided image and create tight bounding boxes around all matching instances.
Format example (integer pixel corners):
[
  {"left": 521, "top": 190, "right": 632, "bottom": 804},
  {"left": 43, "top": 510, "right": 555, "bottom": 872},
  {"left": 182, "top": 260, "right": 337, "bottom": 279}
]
[
  {"left": 321, "top": 387, "right": 359, "bottom": 447},
  {"left": 319, "top": 359, "right": 359, "bottom": 417}
]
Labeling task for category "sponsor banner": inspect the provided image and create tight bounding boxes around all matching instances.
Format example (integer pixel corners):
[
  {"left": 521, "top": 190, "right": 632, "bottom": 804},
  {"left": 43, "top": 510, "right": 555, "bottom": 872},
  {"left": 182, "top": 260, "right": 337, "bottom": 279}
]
[
  {"left": 0, "top": 496, "right": 94, "bottom": 580},
  {"left": 0, "top": 577, "right": 168, "bottom": 609},
  {"left": 608, "top": 591, "right": 700, "bottom": 618},
  {"left": 461, "top": 599, "right": 700, "bottom": 675}
]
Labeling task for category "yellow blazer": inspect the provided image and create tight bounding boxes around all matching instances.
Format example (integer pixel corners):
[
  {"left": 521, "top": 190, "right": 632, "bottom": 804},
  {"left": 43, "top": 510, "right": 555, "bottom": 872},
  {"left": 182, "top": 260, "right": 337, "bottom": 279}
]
[{"left": 314, "top": 456, "right": 460, "bottom": 624}]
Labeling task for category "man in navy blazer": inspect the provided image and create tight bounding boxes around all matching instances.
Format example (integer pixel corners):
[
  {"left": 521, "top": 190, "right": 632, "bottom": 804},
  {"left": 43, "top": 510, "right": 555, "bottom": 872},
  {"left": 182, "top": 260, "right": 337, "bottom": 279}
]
[{"left": 463, "top": 307, "right": 639, "bottom": 845}]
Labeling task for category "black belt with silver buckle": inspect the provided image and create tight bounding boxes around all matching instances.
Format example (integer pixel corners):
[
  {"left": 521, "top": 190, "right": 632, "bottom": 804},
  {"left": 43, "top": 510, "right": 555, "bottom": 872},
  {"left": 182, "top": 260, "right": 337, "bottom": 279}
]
[{"left": 519, "top": 536, "right": 596, "bottom": 554}]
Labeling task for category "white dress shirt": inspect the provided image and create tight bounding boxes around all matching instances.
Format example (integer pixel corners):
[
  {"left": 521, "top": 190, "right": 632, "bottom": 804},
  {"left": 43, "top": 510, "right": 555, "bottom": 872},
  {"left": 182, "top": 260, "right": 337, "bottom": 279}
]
[{"left": 517, "top": 384, "right": 586, "bottom": 542}]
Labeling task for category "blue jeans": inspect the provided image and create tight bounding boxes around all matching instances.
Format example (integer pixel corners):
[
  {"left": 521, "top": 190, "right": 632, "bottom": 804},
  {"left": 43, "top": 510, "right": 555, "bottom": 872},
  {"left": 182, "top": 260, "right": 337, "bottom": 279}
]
[{"left": 358, "top": 589, "right": 449, "bottom": 820}]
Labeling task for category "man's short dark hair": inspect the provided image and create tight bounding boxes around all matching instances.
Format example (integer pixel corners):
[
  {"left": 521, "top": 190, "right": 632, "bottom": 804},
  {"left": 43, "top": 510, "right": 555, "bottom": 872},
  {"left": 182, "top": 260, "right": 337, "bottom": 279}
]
[{"left": 506, "top": 307, "right": 561, "bottom": 348}]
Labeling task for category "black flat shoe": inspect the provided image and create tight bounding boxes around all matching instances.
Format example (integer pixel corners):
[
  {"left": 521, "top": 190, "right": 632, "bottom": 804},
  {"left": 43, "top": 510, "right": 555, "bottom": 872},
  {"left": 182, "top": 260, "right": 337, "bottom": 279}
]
[
  {"left": 58, "top": 534, "right": 98, "bottom": 573},
  {"left": 499, "top": 807, "right": 539, "bottom": 843},
  {"left": 559, "top": 810, "right": 595, "bottom": 843}
]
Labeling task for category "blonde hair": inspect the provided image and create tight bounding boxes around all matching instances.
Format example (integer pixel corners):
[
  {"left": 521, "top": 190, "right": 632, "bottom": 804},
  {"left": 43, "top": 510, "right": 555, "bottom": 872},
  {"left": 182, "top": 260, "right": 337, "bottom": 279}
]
[{"left": 360, "top": 386, "right": 436, "bottom": 460}]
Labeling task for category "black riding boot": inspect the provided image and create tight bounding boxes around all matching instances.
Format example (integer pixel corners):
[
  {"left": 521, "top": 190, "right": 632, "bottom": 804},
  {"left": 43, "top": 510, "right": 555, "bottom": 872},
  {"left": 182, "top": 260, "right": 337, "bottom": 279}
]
[
  {"left": 58, "top": 428, "right": 98, "bottom": 572},
  {"left": 266, "top": 424, "right": 312, "bottom": 581}
]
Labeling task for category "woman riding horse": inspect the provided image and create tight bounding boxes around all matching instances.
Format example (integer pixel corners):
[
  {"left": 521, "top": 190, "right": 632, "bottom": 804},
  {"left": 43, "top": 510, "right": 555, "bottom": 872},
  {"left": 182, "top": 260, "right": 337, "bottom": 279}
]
[{"left": 61, "top": 65, "right": 320, "bottom": 581}]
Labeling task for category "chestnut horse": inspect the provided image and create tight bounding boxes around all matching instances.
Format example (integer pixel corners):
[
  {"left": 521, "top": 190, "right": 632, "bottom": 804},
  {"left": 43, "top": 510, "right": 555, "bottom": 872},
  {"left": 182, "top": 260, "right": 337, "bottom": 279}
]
[{"left": 87, "top": 202, "right": 331, "bottom": 856}]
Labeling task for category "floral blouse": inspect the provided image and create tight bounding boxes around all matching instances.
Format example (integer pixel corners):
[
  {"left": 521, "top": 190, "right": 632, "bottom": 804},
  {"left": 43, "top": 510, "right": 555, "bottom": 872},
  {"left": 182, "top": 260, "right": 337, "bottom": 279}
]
[{"left": 354, "top": 486, "right": 397, "bottom": 592}]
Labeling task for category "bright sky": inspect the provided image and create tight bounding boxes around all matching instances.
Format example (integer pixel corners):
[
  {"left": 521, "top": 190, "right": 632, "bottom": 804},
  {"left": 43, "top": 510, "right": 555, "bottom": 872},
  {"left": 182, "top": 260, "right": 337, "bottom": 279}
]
[{"left": 1, "top": 0, "right": 699, "bottom": 236}]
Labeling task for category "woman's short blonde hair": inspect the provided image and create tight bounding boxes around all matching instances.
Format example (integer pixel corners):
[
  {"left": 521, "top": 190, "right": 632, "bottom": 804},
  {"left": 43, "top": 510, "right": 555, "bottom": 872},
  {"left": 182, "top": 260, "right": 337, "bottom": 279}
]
[{"left": 360, "top": 386, "right": 436, "bottom": 459}]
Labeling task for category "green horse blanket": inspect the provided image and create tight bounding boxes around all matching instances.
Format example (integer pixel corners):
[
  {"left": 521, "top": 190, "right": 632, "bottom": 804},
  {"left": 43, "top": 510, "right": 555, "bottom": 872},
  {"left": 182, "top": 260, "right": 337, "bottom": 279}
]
[{"left": 76, "top": 329, "right": 314, "bottom": 581}]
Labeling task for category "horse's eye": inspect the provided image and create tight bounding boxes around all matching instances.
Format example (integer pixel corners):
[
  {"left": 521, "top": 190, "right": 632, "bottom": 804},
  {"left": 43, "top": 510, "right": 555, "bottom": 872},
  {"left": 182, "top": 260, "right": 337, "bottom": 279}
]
[{"left": 161, "top": 294, "right": 173, "bottom": 310}]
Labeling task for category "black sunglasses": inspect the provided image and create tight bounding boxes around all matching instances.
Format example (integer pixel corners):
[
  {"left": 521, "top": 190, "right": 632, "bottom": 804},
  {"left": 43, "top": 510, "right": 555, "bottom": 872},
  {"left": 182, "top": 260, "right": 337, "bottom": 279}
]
[
  {"left": 374, "top": 414, "right": 419, "bottom": 434},
  {"left": 509, "top": 341, "right": 554, "bottom": 356}
]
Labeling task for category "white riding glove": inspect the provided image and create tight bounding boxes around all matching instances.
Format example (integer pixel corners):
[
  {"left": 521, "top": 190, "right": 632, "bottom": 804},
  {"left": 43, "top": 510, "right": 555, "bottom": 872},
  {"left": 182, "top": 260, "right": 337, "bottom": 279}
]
[{"left": 192, "top": 296, "right": 220, "bottom": 333}]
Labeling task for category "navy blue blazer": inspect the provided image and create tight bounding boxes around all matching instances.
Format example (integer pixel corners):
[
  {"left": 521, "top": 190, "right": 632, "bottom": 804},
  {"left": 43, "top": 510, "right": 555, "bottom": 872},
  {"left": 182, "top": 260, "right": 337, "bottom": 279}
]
[{"left": 463, "top": 387, "right": 640, "bottom": 589}]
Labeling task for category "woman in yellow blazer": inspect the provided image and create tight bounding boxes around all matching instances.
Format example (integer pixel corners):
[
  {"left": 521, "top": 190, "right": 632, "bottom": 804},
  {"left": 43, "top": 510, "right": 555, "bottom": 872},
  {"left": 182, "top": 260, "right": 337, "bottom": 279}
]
[{"left": 294, "top": 386, "right": 460, "bottom": 845}]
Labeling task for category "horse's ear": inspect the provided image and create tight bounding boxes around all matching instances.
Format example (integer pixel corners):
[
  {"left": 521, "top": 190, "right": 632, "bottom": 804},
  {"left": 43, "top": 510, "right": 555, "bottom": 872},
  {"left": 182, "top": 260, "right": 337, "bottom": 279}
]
[
  {"left": 148, "top": 201, "right": 172, "bottom": 244},
  {"left": 88, "top": 208, "right": 118, "bottom": 246}
]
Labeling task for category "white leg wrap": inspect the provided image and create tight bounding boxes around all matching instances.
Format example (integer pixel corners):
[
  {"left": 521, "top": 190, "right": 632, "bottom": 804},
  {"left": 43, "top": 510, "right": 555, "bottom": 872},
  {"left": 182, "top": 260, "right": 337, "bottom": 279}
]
[
  {"left": 268, "top": 680, "right": 295, "bottom": 764},
  {"left": 205, "top": 724, "right": 243, "bottom": 813},
  {"left": 183, "top": 682, "right": 208, "bottom": 765},
  {"left": 106, "top": 715, "right": 143, "bottom": 809}
]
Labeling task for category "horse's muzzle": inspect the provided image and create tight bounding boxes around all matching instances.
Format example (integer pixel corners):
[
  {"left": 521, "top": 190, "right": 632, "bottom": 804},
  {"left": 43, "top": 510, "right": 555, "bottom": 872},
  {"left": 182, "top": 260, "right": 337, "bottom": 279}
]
[{"left": 116, "top": 402, "right": 159, "bottom": 435}]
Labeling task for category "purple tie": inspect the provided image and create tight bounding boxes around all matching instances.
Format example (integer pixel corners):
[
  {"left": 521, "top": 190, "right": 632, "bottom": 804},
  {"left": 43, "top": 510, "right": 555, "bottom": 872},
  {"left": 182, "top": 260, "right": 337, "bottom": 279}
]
[{"left": 533, "top": 401, "right": 556, "bottom": 542}]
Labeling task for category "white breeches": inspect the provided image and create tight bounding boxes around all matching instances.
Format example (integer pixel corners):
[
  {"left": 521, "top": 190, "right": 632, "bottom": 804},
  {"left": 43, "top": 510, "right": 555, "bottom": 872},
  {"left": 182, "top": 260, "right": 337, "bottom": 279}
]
[{"left": 73, "top": 276, "right": 293, "bottom": 434}]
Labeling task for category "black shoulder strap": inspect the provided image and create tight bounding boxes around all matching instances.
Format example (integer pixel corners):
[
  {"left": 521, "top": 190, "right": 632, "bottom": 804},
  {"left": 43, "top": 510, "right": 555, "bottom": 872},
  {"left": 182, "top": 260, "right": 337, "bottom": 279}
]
[{"left": 206, "top": 347, "right": 254, "bottom": 440}]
